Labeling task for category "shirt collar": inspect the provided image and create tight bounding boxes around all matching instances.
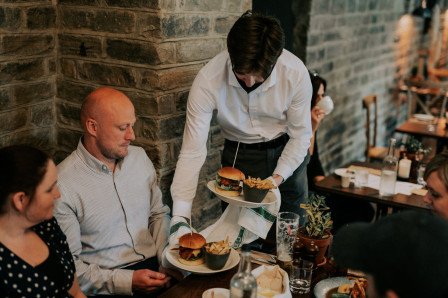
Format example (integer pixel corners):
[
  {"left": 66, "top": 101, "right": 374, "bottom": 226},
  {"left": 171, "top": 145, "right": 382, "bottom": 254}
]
[
  {"left": 226, "top": 54, "right": 277, "bottom": 92},
  {"left": 76, "top": 138, "right": 123, "bottom": 175}
]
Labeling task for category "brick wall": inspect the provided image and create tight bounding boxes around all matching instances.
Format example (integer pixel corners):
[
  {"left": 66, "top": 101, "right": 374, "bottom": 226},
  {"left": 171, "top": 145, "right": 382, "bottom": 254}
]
[
  {"left": 1, "top": 0, "right": 445, "bottom": 230},
  {"left": 298, "top": 0, "right": 426, "bottom": 174},
  {"left": 0, "top": 1, "right": 57, "bottom": 153},
  {"left": 55, "top": 0, "right": 250, "bottom": 230}
]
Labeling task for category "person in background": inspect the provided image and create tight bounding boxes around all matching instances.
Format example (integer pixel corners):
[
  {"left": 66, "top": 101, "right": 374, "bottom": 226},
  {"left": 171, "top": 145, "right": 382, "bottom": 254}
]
[
  {"left": 54, "top": 87, "right": 179, "bottom": 297},
  {"left": 0, "top": 145, "right": 85, "bottom": 298},
  {"left": 423, "top": 152, "right": 448, "bottom": 219},
  {"left": 307, "top": 72, "right": 374, "bottom": 233},
  {"left": 333, "top": 210, "right": 448, "bottom": 298},
  {"left": 170, "top": 11, "right": 312, "bottom": 245}
]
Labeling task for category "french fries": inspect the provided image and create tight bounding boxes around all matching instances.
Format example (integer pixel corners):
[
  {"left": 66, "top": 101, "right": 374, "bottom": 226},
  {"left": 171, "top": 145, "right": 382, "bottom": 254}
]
[
  {"left": 205, "top": 236, "right": 232, "bottom": 255},
  {"left": 243, "top": 176, "right": 277, "bottom": 190}
]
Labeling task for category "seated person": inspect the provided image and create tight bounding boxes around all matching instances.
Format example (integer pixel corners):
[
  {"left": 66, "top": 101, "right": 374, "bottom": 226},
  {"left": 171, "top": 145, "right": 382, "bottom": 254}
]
[
  {"left": 333, "top": 210, "right": 448, "bottom": 298},
  {"left": 424, "top": 152, "right": 448, "bottom": 219},
  {"left": 0, "top": 145, "right": 85, "bottom": 298},
  {"left": 307, "top": 72, "right": 374, "bottom": 233},
  {"left": 54, "top": 87, "right": 180, "bottom": 297}
]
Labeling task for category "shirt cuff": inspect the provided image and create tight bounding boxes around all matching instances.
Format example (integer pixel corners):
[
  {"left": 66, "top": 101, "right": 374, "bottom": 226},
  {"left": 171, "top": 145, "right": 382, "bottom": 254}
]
[
  {"left": 113, "top": 269, "right": 134, "bottom": 295},
  {"left": 172, "top": 200, "right": 193, "bottom": 218}
]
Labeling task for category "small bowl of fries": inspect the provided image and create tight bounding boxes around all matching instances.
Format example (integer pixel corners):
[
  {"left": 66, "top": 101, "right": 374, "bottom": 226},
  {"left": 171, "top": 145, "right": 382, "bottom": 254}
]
[
  {"left": 243, "top": 177, "right": 277, "bottom": 203},
  {"left": 204, "top": 238, "right": 232, "bottom": 270}
]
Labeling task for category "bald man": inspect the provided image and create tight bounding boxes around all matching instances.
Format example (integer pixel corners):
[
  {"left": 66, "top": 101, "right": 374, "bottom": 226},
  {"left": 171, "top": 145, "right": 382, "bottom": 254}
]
[{"left": 55, "top": 87, "right": 176, "bottom": 297}]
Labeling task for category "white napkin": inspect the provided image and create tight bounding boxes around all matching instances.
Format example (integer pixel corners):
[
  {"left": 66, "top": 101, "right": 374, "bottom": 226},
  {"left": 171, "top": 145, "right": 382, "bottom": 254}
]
[
  {"left": 366, "top": 174, "right": 423, "bottom": 195},
  {"left": 168, "top": 178, "right": 281, "bottom": 249},
  {"left": 252, "top": 265, "right": 291, "bottom": 298},
  {"left": 201, "top": 182, "right": 281, "bottom": 248}
]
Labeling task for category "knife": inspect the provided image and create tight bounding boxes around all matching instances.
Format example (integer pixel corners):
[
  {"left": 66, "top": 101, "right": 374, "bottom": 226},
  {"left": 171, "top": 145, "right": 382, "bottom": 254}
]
[{"left": 251, "top": 256, "right": 276, "bottom": 266}]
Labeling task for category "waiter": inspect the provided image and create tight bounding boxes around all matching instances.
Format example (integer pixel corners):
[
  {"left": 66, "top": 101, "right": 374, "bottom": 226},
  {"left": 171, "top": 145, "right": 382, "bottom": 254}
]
[{"left": 170, "top": 11, "right": 312, "bottom": 240}]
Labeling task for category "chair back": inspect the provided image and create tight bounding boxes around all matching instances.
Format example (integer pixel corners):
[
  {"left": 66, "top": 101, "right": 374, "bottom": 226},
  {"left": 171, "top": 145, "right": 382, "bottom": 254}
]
[{"left": 362, "top": 94, "right": 378, "bottom": 162}]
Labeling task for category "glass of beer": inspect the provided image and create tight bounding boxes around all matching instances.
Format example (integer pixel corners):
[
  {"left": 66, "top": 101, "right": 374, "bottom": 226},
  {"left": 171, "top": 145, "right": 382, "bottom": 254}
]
[{"left": 276, "top": 212, "right": 299, "bottom": 272}]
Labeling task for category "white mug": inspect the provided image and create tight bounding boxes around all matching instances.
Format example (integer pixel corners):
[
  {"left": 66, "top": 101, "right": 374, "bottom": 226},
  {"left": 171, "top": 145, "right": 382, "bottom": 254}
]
[{"left": 316, "top": 96, "right": 334, "bottom": 115}]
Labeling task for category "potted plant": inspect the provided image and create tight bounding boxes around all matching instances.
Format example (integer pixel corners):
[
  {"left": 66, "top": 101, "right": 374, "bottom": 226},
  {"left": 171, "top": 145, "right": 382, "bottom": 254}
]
[{"left": 297, "top": 193, "right": 333, "bottom": 265}]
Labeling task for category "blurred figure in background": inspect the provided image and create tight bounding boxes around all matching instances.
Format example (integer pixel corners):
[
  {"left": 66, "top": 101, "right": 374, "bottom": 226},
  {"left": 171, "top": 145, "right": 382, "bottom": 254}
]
[
  {"left": 333, "top": 210, "right": 448, "bottom": 298},
  {"left": 424, "top": 152, "right": 448, "bottom": 219},
  {"left": 307, "top": 71, "right": 374, "bottom": 233},
  {"left": 0, "top": 145, "right": 85, "bottom": 297}
]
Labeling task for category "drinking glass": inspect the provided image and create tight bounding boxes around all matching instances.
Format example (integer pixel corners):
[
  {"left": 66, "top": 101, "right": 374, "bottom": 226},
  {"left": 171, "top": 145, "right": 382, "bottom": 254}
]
[
  {"left": 276, "top": 212, "right": 299, "bottom": 272},
  {"left": 289, "top": 260, "right": 314, "bottom": 294},
  {"left": 354, "top": 169, "right": 369, "bottom": 188}
]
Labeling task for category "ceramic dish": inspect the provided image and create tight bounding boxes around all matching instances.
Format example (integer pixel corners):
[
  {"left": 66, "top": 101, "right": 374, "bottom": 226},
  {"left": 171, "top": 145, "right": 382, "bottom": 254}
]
[
  {"left": 207, "top": 181, "right": 276, "bottom": 207},
  {"left": 202, "top": 288, "right": 230, "bottom": 298},
  {"left": 166, "top": 245, "right": 240, "bottom": 274},
  {"left": 334, "top": 168, "right": 349, "bottom": 176},
  {"left": 313, "top": 276, "right": 354, "bottom": 298},
  {"left": 413, "top": 113, "right": 434, "bottom": 121}
]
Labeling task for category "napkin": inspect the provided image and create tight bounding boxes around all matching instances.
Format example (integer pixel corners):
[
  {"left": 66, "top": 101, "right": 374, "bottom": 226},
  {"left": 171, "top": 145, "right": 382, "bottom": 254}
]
[
  {"left": 201, "top": 179, "right": 281, "bottom": 248},
  {"left": 252, "top": 265, "right": 291, "bottom": 298},
  {"left": 167, "top": 177, "right": 281, "bottom": 249}
]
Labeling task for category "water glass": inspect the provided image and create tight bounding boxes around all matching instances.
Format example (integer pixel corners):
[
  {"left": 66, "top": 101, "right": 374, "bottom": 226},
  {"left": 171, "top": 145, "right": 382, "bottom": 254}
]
[
  {"left": 417, "top": 164, "right": 426, "bottom": 185},
  {"left": 354, "top": 169, "right": 369, "bottom": 188},
  {"left": 276, "top": 212, "right": 299, "bottom": 272},
  {"left": 289, "top": 260, "right": 314, "bottom": 294}
]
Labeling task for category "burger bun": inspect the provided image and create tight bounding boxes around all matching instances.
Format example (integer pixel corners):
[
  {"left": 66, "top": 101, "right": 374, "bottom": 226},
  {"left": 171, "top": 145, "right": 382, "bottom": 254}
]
[
  {"left": 218, "top": 167, "right": 245, "bottom": 181},
  {"left": 177, "top": 256, "right": 205, "bottom": 266},
  {"left": 179, "top": 233, "right": 206, "bottom": 249},
  {"left": 215, "top": 186, "right": 241, "bottom": 197}
]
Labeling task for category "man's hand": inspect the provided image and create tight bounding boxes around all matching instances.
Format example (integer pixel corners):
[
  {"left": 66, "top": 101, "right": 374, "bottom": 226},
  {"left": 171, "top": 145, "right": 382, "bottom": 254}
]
[
  {"left": 159, "top": 265, "right": 183, "bottom": 283},
  {"left": 132, "top": 269, "right": 171, "bottom": 294}
]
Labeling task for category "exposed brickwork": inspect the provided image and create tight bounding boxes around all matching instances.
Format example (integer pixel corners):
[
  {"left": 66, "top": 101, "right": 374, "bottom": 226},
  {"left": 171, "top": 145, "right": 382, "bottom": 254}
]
[
  {"left": 297, "top": 0, "right": 427, "bottom": 175},
  {"left": 1, "top": 0, "right": 447, "bottom": 230},
  {"left": 0, "top": 1, "right": 56, "bottom": 155}
]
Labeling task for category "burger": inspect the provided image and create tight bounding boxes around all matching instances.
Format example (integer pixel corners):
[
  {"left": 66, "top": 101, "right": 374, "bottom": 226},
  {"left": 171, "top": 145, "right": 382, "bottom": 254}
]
[
  {"left": 215, "top": 167, "right": 245, "bottom": 197},
  {"left": 177, "top": 233, "right": 206, "bottom": 265}
]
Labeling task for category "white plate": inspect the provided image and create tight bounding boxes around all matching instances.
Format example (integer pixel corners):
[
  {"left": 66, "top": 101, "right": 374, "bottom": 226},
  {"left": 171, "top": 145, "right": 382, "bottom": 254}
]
[
  {"left": 413, "top": 113, "right": 434, "bottom": 121},
  {"left": 334, "top": 168, "right": 349, "bottom": 176},
  {"left": 166, "top": 245, "right": 240, "bottom": 274},
  {"left": 202, "top": 288, "right": 230, "bottom": 298},
  {"left": 207, "top": 181, "right": 277, "bottom": 208},
  {"left": 314, "top": 276, "right": 354, "bottom": 298}
]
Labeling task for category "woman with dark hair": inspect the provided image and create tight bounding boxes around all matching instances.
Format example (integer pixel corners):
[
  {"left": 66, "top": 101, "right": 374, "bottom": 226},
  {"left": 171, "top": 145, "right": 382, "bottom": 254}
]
[
  {"left": 0, "top": 145, "right": 85, "bottom": 297},
  {"left": 307, "top": 72, "right": 375, "bottom": 233}
]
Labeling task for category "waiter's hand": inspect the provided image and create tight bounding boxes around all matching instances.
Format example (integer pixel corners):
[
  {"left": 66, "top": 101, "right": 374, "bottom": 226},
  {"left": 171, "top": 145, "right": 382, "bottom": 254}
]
[{"left": 272, "top": 174, "right": 283, "bottom": 186}]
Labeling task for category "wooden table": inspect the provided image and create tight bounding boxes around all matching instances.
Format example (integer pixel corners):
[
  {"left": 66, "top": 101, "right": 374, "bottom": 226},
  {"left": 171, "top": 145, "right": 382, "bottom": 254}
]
[
  {"left": 158, "top": 255, "right": 342, "bottom": 298},
  {"left": 395, "top": 117, "right": 448, "bottom": 141},
  {"left": 314, "top": 161, "right": 429, "bottom": 212}
]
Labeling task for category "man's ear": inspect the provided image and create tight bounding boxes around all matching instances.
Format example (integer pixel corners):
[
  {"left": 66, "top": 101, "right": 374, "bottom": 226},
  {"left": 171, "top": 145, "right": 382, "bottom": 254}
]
[
  {"left": 86, "top": 118, "right": 98, "bottom": 137},
  {"left": 385, "top": 290, "right": 399, "bottom": 298},
  {"left": 11, "top": 192, "right": 29, "bottom": 213}
]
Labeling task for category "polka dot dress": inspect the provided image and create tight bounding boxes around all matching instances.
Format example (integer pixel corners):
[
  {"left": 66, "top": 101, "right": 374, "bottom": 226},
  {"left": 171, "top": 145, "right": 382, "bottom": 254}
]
[{"left": 0, "top": 217, "right": 76, "bottom": 297}]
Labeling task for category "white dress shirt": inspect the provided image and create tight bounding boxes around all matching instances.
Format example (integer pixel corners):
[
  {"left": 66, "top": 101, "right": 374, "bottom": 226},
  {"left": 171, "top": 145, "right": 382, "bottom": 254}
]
[
  {"left": 54, "top": 140, "right": 171, "bottom": 295},
  {"left": 171, "top": 49, "right": 312, "bottom": 219}
]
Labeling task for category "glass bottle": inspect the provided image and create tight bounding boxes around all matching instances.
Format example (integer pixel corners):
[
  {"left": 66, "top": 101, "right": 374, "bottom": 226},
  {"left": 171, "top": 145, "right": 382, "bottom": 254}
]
[
  {"left": 379, "top": 138, "right": 398, "bottom": 196},
  {"left": 230, "top": 245, "right": 257, "bottom": 298}
]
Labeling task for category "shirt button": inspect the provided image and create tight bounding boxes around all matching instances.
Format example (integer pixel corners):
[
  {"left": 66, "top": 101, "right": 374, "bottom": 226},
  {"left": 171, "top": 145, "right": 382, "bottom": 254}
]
[{"left": 102, "top": 165, "right": 108, "bottom": 173}]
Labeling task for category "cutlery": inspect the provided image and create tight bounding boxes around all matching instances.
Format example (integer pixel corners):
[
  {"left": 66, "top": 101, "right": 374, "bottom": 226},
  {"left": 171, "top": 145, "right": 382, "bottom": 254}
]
[{"left": 250, "top": 256, "right": 276, "bottom": 266}]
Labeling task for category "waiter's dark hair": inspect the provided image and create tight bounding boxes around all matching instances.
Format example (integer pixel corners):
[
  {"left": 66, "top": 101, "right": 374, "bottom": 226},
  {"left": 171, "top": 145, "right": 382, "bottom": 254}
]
[
  {"left": 227, "top": 10, "right": 284, "bottom": 79},
  {"left": 0, "top": 145, "right": 50, "bottom": 214}
]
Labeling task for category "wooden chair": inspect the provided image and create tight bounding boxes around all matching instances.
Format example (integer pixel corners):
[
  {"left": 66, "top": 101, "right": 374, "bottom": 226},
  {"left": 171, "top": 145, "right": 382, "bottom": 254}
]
[
  {"left": 404, "top": 78, "right": 448, "bottom": 119},
  {"left": 362, "top": 94, "right": 389, "bottom": 162}
]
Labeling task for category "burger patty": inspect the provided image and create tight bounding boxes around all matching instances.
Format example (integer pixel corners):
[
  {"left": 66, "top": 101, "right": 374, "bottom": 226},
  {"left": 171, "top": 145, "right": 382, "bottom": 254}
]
[
  {"left": 179, "top": 246, "right": 203, "bottom": 260},
  {"left": 216, "top": 175, "right": 241, "bottom": 191}
]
